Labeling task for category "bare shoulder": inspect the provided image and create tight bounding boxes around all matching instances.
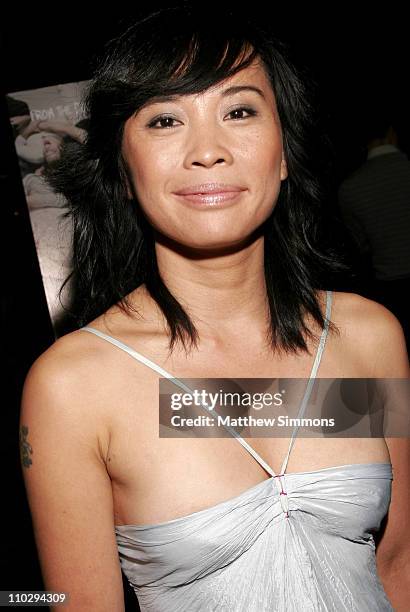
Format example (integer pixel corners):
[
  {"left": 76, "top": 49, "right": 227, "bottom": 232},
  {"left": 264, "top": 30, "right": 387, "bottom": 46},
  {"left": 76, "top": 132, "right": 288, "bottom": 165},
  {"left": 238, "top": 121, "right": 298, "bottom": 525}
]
[
  {"left": 22, "top": 302, "right": 162, "bottom": 439},
  {"left": 24, "top": 306, "right": 150, "bottom": 391},
  {"left": 21, "top": 327, "right": 123, "bottom": 461},
  {"left": 330, "top": 290, "right": 409, "bottom": 377},
  {"left": 24, "top": 327, "right": 111, "bottom": 403},
  {"left": 330, "top": 290, "right": 404, "bottom": 344}
]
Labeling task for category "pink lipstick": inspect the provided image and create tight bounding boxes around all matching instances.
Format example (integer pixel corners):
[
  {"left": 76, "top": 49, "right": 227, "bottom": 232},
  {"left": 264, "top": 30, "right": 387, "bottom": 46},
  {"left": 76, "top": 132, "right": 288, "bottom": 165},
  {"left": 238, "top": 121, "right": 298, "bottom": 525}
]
[{"left": 174, "top": 183, "right": 246, "bottom": 208}]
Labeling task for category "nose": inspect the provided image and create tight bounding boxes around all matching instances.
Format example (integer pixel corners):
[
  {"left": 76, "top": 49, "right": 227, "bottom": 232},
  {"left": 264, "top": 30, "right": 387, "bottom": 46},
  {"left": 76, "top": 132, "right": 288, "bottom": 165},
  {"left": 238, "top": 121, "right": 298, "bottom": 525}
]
[{"left": 183, "top": 123, "right": 234, "bottom": 169}]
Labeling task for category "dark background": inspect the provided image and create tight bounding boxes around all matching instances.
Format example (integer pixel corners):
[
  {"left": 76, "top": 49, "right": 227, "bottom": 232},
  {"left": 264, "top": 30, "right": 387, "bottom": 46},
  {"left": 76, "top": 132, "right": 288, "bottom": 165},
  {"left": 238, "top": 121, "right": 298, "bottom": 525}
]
[{"left": 1, "top": 4, "right": 408, "bottom": 609}]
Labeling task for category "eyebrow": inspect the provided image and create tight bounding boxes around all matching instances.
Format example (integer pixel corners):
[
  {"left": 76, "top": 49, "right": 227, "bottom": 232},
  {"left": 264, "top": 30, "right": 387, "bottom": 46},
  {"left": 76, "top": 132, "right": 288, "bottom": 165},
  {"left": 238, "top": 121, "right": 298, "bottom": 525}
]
[
  {"left": 144, "top": 85, "right": 266, "bottom": 106},
  {"left": 220, "top": 85, "right": 266, "bottom": 99}
]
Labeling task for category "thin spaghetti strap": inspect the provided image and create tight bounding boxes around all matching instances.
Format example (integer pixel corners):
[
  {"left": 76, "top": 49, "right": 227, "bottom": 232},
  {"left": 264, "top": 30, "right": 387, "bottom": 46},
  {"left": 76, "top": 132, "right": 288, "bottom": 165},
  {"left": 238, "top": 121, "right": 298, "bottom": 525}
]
[
  {"left": 279, "top": 290, "right": 333, "bottom": 475},
  {"left": 81, "top": 326, "right": 183, "bottom": 380},
  {"left": 80, "top": 326, "right": 277, "bottom": 477},
  {"left": 81, "top": 291, "right": 332, "bottom": 479},
  {"left": 307, "top": 290, "right": 333, "bottom": 380}
]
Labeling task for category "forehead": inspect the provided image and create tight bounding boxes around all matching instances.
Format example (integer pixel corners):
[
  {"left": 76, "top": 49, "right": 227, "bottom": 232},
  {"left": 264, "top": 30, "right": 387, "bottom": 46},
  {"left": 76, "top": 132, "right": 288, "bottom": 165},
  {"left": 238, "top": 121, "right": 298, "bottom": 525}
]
[
  {"left": 140, "top": 59, "right": 275, "bottom": 109},
  {"left": 203, "top": 60, "right": 274, "bottom": 98}
]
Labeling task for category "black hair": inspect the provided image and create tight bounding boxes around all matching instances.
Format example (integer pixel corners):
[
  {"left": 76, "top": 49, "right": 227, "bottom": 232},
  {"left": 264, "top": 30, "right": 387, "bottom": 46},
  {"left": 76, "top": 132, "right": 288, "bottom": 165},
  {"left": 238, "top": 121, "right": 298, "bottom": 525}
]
[{"left": 45, "top": 5, "right": 347, "bottom": 354}]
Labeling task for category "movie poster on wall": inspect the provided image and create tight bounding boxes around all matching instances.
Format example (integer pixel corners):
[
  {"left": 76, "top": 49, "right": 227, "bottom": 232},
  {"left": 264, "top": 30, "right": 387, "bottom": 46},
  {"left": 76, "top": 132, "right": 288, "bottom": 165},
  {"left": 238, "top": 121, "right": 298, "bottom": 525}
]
[{"left": 6, "top": 81, "right": 90, "bottom": 337}]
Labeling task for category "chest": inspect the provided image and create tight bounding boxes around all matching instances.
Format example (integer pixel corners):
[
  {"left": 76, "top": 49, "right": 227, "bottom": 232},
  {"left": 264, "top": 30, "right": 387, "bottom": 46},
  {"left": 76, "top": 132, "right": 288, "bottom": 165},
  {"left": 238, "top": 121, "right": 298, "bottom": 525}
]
[{"left": 104, "top": 357, "right": 390, "bottom": 526}]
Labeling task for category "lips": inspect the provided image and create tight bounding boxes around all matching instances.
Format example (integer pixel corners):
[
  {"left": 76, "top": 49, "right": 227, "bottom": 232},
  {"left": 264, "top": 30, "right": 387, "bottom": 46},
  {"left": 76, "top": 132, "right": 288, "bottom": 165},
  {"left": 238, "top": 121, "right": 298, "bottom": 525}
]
[{"left": 174, "top": 183, "right": 246, "bottom": 195}]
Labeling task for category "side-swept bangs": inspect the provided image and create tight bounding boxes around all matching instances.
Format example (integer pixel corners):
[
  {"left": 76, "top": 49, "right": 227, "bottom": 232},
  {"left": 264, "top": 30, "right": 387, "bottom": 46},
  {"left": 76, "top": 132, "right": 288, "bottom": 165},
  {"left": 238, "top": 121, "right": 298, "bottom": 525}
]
[{"left": 44, "top": 7, "right": 345, "bottom": 352}]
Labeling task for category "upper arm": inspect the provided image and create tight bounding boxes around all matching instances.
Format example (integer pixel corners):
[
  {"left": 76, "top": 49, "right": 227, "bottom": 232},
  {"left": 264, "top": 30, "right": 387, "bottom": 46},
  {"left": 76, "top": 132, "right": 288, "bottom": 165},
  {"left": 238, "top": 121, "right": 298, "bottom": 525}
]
[
  {"left": 365, "top": 302, "right": 410, "bottom": 569},
  {"left": 20, "top": 348, "right": 125, "bottom": 612},
  {"left": 376, "top": 437, "right": 410, "bottom": 571}
]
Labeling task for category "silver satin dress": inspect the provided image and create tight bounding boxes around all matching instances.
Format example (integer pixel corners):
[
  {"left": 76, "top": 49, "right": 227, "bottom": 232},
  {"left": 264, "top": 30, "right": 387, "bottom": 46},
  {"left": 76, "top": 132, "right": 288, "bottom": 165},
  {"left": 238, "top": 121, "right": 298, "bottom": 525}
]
[{"left": 82, "top": 290, "right": 394, "bottom": 611}]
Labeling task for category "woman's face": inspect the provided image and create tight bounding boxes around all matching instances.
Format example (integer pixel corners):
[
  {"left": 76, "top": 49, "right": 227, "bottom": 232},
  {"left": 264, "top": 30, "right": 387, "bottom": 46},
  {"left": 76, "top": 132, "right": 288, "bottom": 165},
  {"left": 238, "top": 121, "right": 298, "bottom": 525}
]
[{"left": 122, "top": 58, "right": 287, "bottom": 250}]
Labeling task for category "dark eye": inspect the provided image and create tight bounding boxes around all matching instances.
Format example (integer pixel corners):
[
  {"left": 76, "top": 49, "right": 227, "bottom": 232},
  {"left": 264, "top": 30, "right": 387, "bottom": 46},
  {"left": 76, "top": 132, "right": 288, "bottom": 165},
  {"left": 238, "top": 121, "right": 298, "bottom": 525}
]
[
  {"left": 227, "top": 107, "right": 258, "bottom": 120},
  {"left": 147, "top": 116, "right": 180, "bottom": 129}
]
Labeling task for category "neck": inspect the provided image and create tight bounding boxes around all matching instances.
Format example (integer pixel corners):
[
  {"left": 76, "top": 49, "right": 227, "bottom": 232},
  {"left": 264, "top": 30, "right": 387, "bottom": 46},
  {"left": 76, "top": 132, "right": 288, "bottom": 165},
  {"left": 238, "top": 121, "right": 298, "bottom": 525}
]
[{"left": 151, "top": 232, "right": 270, "bottom": 344}]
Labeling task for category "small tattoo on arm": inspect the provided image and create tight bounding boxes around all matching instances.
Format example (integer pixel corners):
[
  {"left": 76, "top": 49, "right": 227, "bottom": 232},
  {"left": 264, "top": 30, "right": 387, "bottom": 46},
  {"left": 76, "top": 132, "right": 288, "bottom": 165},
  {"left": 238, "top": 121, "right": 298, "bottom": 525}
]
[{"left": 19, "top": 425, "right": 33, "bottom": 468}]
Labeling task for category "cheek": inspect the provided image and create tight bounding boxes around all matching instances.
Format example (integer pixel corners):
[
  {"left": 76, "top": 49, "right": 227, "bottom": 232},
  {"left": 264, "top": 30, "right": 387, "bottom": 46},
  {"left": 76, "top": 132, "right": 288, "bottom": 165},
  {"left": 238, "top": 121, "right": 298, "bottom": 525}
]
[
  {"left": 252, "top": 132, "right": 283, "bottom": 172},
  {"left": 243, "top": 132, "right": 284, "bottom": 203},
  {"left": 125, "top": 141, "right": 177, "bottom": 200},
  {"left": 123, "top": 141, "right": 180, "bottom": 232},
  {"left": 237, "top": 120, "right": 283, "bottom": 172}
]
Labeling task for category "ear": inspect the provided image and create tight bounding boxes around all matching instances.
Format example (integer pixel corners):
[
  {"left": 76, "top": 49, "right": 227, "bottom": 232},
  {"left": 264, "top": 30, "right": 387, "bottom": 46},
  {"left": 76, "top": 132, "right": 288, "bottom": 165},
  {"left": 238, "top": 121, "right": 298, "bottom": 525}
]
[{"left": 280, "top": 156, "right": 288, "bottom": 181}]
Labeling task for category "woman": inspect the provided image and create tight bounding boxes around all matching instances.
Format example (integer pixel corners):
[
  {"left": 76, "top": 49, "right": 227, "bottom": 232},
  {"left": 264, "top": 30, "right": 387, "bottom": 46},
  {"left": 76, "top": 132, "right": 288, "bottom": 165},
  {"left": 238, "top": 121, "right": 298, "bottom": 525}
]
[{"left": 20, "top": 6, "right": 409, "bottom": 611}]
